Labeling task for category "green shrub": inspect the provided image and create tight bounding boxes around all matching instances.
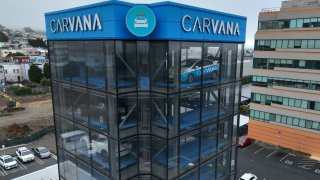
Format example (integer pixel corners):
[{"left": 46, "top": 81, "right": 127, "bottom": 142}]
[
  {"left": 10, "top": 86, "right": 32, "bottom": 96},
  {"left": 40, "top": 77, "right": 51, "bottom": 86}
]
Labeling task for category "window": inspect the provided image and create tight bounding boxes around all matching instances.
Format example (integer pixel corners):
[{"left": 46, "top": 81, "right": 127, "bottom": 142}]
[
  {"left": 308, "top": 40, "right": 315, "bottom": 49},
  {"left": 303, "top": 19, "right": 311, "bottom": 28},
  {"left": 301, "top": 40, "right": 308, "bottom": 48},
  {"left": 281, "top": 116, "right": 287, "bottom": 124},
  {"left": 287, "top": 117, "right": 293, "bottom": 125},
  {"left": 299, "top": 119, "right": 306, "bottom": 127},
  {"left": 282, "top": 40, "right": 288, "bottom": 48},
  {"left": 312, "top": 122, "right": 319, "bottom": 130},
  {"left": 306, "top": 120, "right": 312, "bottom": 129},
  {"left": 297, "top": 19, "right": 303, "bottom": 28},
  {"left": 290, "top": 19, "right": 297, "bottom": 28},
  {"left": 288, "top": 40, "right": 294, "bottom": 48},
  {"left": 276, "top": 115, "right": 281, "bottom": 123},
  {"left": 293, "top": 118, "right": 299, "bottom": 126}
]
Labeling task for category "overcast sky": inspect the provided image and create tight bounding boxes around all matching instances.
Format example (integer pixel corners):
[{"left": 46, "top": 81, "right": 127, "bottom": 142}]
[{"left": 0, "top": 0, "right": 282, "bottom": 47}]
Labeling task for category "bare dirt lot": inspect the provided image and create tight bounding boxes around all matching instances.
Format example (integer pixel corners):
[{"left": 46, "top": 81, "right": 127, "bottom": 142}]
[{"left": 0, "top": 94, "right": 54, "bottom": 139}]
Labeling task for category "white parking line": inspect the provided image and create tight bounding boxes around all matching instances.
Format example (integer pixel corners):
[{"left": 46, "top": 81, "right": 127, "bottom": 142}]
[
  {"left": 266, "top": 150, "right": 277, "bottom": 158},
  {"left": 35, "top": 157, "right": 44, "bottom": 164},
  {"left": 254, "top": 147, "right": 264, "bottom": 154},
  {"left": 51, "top": 153, "right": 57, "bottom": 160},
  {"left": 0, "top": 166, "right": 8, "bottom": 176},
  {"left": 242, "top": 143, "right": 255, "bottom": 150},
  {"left": 16, "top": 159, "right": 27, "bottom": 170},
  {"left": 16, "top": 161, "right": 24, "bottom": 170},
  {"left": 280, "top": 153, "right": 293, "bottom": 162}
]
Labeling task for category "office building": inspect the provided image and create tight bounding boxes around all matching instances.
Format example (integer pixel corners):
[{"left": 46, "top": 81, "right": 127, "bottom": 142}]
[
  {"left": 46, "top": 1, "right": 246, "bottom": 179},
  {"left": 250, "top": 0, "right": 320, "bottom": 157}
]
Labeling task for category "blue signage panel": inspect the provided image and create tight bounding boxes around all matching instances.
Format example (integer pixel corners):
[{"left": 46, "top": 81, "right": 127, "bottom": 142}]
[
  {"left": 126, "top": 6, "right": 156, "bottom": 37},
  {"left": 45, "top": 1, "right": 247, "bottom": 43}
]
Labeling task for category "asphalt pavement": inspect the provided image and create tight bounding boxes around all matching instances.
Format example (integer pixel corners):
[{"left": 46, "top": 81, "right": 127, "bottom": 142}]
[{"left": 237, "top": 142, "right": 320, "bottom": 180}]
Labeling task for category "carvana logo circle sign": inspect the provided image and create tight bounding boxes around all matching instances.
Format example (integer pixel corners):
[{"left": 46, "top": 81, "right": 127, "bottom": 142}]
[{"left": 126, "top": 6, "right": 156, "bottom": 37}]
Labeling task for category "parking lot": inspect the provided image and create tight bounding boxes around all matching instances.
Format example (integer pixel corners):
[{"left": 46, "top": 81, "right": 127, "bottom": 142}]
[
  {"left": 237, "top": 141, "right": 320, "bottom": 180},
  {"left": 0, "top": 144, "right": 57, "bottom": 179}
]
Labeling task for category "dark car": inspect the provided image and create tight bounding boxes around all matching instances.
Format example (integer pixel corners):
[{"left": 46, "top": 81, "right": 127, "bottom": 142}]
[
  {"left": 238, "top": 136, "right": 252, "bottom": 148},
  {"left": 33, "top": 147, "right": 51, "bottom": 159}
]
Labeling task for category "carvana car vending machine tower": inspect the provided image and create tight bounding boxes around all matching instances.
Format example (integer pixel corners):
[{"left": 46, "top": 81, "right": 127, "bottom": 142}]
[{"left": 46, "top": 1, "right": 246, "bottom": 180}]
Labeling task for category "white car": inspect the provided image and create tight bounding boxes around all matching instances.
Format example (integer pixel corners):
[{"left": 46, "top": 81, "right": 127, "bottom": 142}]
[
  {"left": 16, "top": 147, "right": 35, "bottom": 163},
  {"left": 0, "top": 155, "right": 18, "bottom": 170},
  {"left": 239, "top": 173, "right": 258, "bottom": 180}
]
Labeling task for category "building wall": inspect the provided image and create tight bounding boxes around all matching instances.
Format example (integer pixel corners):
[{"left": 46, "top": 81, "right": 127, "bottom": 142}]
[
  {"left": 0, "top": 63, "right": 23, "bottom": 82},
  {"left": 0, "top": 66, "right": 5, "bottom": 84},
  {"left": 250, "top": 0, "right": 320, "bottom": 157},
  {"left": 248, "top": 120, "right": 320, "bottom": 156},
  {"left": 0, "top": 49, "right": 27, "bottom": 58}
]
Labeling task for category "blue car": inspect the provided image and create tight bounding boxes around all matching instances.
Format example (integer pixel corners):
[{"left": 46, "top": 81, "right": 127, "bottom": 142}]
[{"left": 180, "top": 59, "right": 219, "bottom": 83}]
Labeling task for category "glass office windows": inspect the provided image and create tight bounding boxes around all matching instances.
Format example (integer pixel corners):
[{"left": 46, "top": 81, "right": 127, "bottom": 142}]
[
  {"left": 271, "top": 40, "right": 276, "bottom": 48},
  {"left": 151, "top": 136, "right": 167, "bottom": 179},
  {"left": 180, "top": 42, "right": 203, "bottom": 90},
  {"left": 72, "top": 86, "right": 89, "bottom": 125},
  {"left": 220, "top": 84, "right": 235, "bottom": 119},
  {"left": 312, "top": 122, "right": 320, "bottom": 130},
  {"left": 288, "top": 40, "right": 294, "bottom": 48},
  {"left": 201, "top": 123, "right": 218, "bottom": 161},
  {"left": 290, "top": 19, "right": 297, "bottom": 28},
  {"left": 52, "top": 81, "right": 61, "bottom": 115},
  {"left": 180, "top": 90, "right": 201, "bottom": 133},
  {"left": 297, "top": 19, "right": 303, "bottom": 28},
  {"left": 115, "top": 41, "right": 137, "bottom": 93},
  {"left": 234, "top": 82, "right": 241, "bottom": 114},
  {"left": 221, "top": 43, "right": 237, "bottom": 82},
  {"left": 303, "top": 19, "right": 311, "bottom": 28},
  {"left": 118, "top": 93, "right": 138, "bottom": 139},
  {"left": 315, "top": 40, "right": 320, "bottom": 48},
  {"left": 200, "top": 158, "right": 216, "bottom": 180},
  {"left": 218, "top": 118, "right": 232, "bottom": 153},
  {"left": 311, "top": 18, "right": 319, "bottom": 27},
  {"left": 301, "top": 40, "right": 308, "bottom": 49},
  {"left": 151, "top": 93, "right": 168, "bottom": 138},
  {"left": 282, "top": 40, "right": 288, "bottom": 49},
  {"left": 150, "top": 41, "right": 168, "bottom": 93},
  {"left": 180, "top": 131, "right": 200, "bottom": 173},
  {"left": 293, "top": 118, "right": 300, "bottom": 126},
  {"left": 308, "top": 40, "right": 315, "bottom": 49},
  {"left": 92, "top": 168, "right": 110, "bottom": 180},
  {"left": 67, "top": 41, "right": 87, "bottom": 86},
  {"left": 119, "top": 136, "right": 138, "bottom": 180},
  {"left": 168, "top": 41, "right": 181, "bottom": 93},
  {"left": 276, "top": 40, "right": 282, "bottom": 48},
  {"left": 55, "top": 117, "right": 75, "bottom": 152},
  {"left": 294, "top": 40, "right": 301, "bottom": 48},
  {"left": 299, "top": 119, "right": 306, "bottom": 128},
  {"left": 203, "top": 43, "right": 221, "bottom": 86},
  {"left": 201, "top": 87, "right": 219, "bottom": 125}
]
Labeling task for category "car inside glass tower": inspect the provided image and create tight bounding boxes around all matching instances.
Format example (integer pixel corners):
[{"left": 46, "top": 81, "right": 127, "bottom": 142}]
[{"left": 50, "top": 40, "right": 243, "bottom": 180}]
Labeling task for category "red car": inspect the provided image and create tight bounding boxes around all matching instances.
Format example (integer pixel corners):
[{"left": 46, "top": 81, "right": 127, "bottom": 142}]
[{"left": 238, "top": 136, "right": 252, "bottom": 148}]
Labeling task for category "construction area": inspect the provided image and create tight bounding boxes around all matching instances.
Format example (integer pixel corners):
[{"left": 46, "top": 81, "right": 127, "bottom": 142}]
[{"left": 0, "top": 92, "right": 54, "bottom": 146}]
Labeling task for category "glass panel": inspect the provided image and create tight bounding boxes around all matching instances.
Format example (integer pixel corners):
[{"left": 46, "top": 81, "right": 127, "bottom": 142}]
[
  {"left": 151, "top": 136, "right": 167, "bottom": 179},
  {"left": 168, "top": 138, "right": 179, "bottom": 179},
  {"left": 180, "top": 42, "right": 203, "bottom": 90},
  {"left": 297, "top": 19, "right": 303, "bottom": 28},
  {"left": 218, "top": 118, "right": 232, "bottom": 153},
  {"left": 221, "top": 44, "right": 237, "bottom": 82},
  {"left": 290, "top": 19, "right": 297, "bottom": 28},
  {"left": 203, "top": 43, "right": 221, "bottom": 85},
  {"left": 201, "top": 123, "right": 218, "bottom": 161},
  {"left": 202, "top": 87, "right": 219, "bottom": 125},
  {"left": 180, "top": 168, "right": 198, "bottom": 180},
  {"left": 180, "top": 90, "right": 201, "bottom": 133},
  {"left": 168, "top": 41, "right": 180, "bottom": 93},
  {"left": 301, "top": 40, "right": 308, "bottom": 49},
  {"left": 180, "top": 131, "right": 200, "bottom": 173},
  {"left": 217, "top": 149, "right": 231, "bottom": 180},
  {"left": 118, "top": 93, "right": 138, "bottom": 139},
  {"left": 151, "top": 93, "right": 167, "bottom": 138},
  {"left": 150, "top": 41, "right": 168, "bottom": 93},
  {"left": 220, "top": 84, "right": 235, "bottom": 119},
  {"left": 200, "top": 158, "right": 217, "bottom": 180},
  {"left": 119, "top": 136, "right": 138, "bottom": 180},
  {"left": 68, "top": 41, "right": 87, "bottom": 86},
  {"left": 137, "top": 41, "right": 150, "bottom": 91},
  {"left": 236, "top": 44, "right": 243, "bottom": 80},
  {"left": 115, "top": 41, "right": 137, "bottom": 93}
]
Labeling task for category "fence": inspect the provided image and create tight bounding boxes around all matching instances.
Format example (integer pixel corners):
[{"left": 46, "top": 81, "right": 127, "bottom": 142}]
[
  {"left": 31, "top": 86, "right": 51, "bottom": 94},
  {"left": 0, "top": 125, "right": 55, "bottom": 147}
]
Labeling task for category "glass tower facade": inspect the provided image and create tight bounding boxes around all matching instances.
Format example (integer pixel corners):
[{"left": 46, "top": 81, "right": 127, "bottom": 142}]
[{"left": 50, "top": 40, "right": 243, "bottom": 180}]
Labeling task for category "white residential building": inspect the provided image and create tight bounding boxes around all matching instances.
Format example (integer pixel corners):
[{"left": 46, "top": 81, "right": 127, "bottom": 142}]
[
  {"left": 0, "top": 63, "right": 29, "bottom": 82},
  {"left": 0, "top": 49, "right": 27, "bottom": 58}
]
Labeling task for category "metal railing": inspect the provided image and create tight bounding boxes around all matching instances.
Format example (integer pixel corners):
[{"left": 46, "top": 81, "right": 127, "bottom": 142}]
[{"left": 0, "top": 125, "right": 55, "bottom": 147}]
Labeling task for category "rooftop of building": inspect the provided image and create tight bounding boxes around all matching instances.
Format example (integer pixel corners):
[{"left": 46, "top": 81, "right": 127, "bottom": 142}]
[{"left": 261, "top": 0, "right": 320, "bottom": 13}]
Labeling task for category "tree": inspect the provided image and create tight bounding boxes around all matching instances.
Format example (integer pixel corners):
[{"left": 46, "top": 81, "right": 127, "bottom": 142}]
[
  {"left": 0, "top": 31, "right": 9, "bottom": 42},
  {"left": 43, "top": 63, "right": 51, "bottom": 79},
  {"left": 6, "top": 52, "right": 25, "bottom": 57},
  {"left": 28, "top": 65, "right": 43, "bottom": 83},
  {"left": 40, "top": 77, "right": 51, "bottom": 86},
  {"left": 28, "top": 38, "right": 47, "bottom": 48}
]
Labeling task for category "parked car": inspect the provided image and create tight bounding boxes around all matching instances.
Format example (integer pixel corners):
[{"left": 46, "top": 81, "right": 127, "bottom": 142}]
[
  {"left": 238, "top": 136, "right": 252, "bottom": 148},
  {"left": 16, "top": 147, "right": 35, "bottom": 163},
  {"left": 239, "top": 173, "right": 258, "bottom": 180},
  {"left": 33, "top": 147, "right": 51, "bottom": 159},
  {"left": 172, "top": 59, "right": 219, "bottom": 83},
  {"left": 0, "top": 155, "right": 18, "bottom": 170}
]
